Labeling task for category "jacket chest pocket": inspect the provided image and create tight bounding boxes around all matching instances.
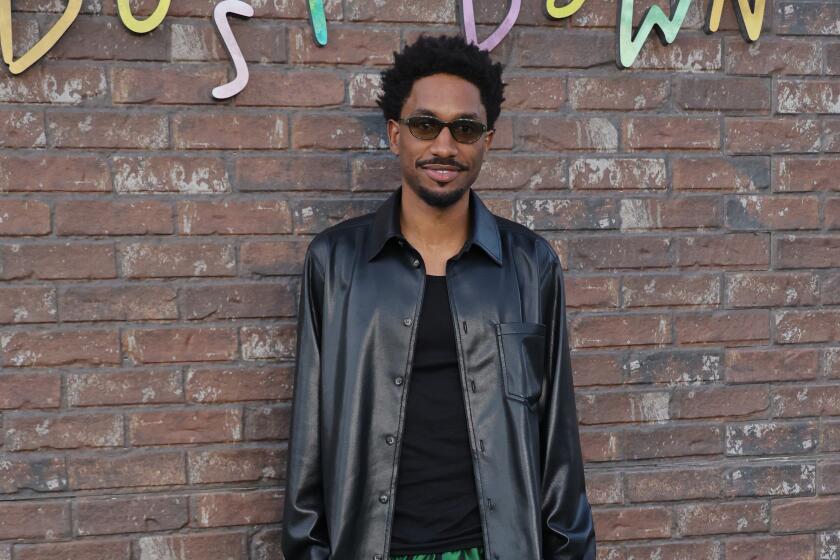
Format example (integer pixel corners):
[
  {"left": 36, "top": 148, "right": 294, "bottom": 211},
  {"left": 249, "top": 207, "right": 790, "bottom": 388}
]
[{"left": 494, "top": 321, "right": 546, "bottom": 407}]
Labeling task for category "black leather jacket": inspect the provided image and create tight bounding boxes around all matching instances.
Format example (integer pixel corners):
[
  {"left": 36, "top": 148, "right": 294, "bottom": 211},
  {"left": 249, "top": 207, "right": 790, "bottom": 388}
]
[{"left": 281, "top": 186, "right": 596, "bottom": 560}]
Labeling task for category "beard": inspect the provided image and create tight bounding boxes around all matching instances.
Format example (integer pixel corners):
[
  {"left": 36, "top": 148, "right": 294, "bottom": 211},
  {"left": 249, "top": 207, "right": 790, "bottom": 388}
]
[{"left": 405, "top": 174, "right": 471, "bottom": 209}]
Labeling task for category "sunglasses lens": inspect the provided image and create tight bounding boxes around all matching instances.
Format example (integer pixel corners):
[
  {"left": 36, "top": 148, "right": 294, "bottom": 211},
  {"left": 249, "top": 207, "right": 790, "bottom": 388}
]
[
  {"left": 450, "top": 120, "right": 484, "bottom": 143},
  {"left": 407, "top": 117, "right": 443, "bottom": 140}
]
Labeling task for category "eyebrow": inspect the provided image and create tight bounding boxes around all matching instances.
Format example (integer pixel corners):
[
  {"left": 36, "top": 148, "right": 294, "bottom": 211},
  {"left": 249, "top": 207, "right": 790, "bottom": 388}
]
[{"left": 411, "top": 108, "right": 482, "bottom": 120}]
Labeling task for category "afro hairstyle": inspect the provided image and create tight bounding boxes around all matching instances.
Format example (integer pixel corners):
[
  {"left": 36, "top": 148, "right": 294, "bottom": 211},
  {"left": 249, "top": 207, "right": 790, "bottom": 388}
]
[{"left": 376, "top": 34, "right": 506, "bottom": 130}]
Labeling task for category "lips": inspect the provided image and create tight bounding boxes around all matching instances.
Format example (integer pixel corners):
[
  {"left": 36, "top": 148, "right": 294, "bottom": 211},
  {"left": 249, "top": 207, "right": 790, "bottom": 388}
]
[{"left": 420, "top": 165, "right": 461, "bottom": 183}]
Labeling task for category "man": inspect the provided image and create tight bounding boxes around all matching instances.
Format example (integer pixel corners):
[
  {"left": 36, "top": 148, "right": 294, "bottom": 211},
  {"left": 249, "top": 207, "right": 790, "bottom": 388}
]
[{"left": 281, "top": 35, "right": 596, "bottom": 560}]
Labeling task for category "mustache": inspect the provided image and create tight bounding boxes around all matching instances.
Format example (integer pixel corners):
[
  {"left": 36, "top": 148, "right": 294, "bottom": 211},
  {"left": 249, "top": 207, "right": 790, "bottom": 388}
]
[{"left": 416, "top": 158, "right": 467, "bottom": 170}]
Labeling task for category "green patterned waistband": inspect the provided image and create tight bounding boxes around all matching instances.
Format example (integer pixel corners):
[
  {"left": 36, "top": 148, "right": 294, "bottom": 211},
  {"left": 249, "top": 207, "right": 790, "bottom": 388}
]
[{"left": 390, "top": 546, "right": 484, "bottom": 560}]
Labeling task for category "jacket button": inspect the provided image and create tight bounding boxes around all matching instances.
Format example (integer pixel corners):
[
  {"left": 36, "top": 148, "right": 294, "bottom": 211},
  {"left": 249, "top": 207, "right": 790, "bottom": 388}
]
[
  {"left": 379, "top": 494, "right": 389, "bottom": 504},
  {"left": 411, "top": 258, "right": 420, "bottom": 267},
  {"left": 385, "top": 435, "right": 395, "bottom": 445},
  {"left": 374, "top": 555, "right": 383, "bottom": 560},
  {"left": 394, "top": 377, "right": 404, "bottom": 386},
  {"left": 403, "top": 318, "right": 412, "bottom": 326}
]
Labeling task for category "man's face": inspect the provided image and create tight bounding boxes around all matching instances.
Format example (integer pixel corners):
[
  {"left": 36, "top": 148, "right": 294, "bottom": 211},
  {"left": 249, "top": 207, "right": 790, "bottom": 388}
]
[{"left": 386, "top": 73, "right": 495, "bottom": 209}]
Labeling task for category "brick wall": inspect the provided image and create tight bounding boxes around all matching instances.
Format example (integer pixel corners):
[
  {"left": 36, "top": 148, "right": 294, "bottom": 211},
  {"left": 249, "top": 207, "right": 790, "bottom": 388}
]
[{"left": 0, "top": 0, "right": 838, "bottom": 558}]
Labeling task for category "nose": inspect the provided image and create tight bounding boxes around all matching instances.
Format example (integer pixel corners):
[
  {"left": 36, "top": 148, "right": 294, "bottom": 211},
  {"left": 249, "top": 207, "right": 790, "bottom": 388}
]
[{"left": 429, "top": 124, "right": 458, "bottom": 158}]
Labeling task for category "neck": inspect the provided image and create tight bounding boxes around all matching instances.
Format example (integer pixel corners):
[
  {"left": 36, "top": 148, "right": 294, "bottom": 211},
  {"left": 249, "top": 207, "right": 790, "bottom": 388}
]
[{"left": 399, "top": 184, "right": 470, "bottom": 254}]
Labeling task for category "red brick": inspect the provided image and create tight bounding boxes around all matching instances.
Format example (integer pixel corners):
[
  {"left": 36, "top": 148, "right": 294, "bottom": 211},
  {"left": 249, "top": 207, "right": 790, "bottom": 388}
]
[
  {"left": 519, "top": 116, "right": 618, "bottom": 151},
  {"left": 515, "top": 30, "right": 614, "bottom": 68},
  {"left": 288, "top": 26, "right": 399, "bottom": 65},
  {"left": 66, "top": 368, "right": 183, "bottom": 407},
  {"left": 630, "top": 35, "right": 722, "bottom": 72},
  {"left": 118, "top": 242, "right": 235, "bottom": 278},
  {"left": 48, "top": 111, "right": 168, "bottom": 149},
  {"left": 15, "top": 539, "right": 130, "bottom": 560},
  {"left": 674, "top": 76, "right": 770, "bottom": 112},
  {"left": 0, "top": 243, "right": 115, "bottom": 280},
  {"left": 292, "top": 114, "right": 389, "bottom": 150},
  {"left": 775, "top": 310, "right": 840, "bottom": 344},
  {"left": 777, "top": 235, "right": 840, "bottom": 268},
  {"left": 569, "top": 76, "right": 668, "bottom": 111},
  {"left": 624, "top": 349, "right": 723, "bottom": 385},
  {"left": 244, "top": 404, "right": 291, "bottom": 441},
  {"left": 779, "top": 79, "right": 840, "bottom": 114},
  {"left": 4, "top": 412, "right": 123, "bottom": 451},
  {"left": 239, "top": 240, "right": 309, "bottom": 276},
  {"left": 0, "top": 373, "right": 60, "bottom": 409},
  {"left": 585, "top": 472, "right": 623, "bottom": 505},
  {"left": 626, "top": 467, "right": 723, "bottom": 502},
  {"left": 59, "top": 285, "right": 178, "bottom": 322},
  {"left": 112, "top": 155, "right": 230, "bottom": 194},
  {"left": 671, "top": 385, "right": 769, "bottom": 419},
  {"left": 676, "top": 233, "right": 769, "bottom": 268},
  {"left": 725, "top": 534, "right": 815, "bottom": 560},
  {"left": 725, "top": 117, "right": 820, "bottom": 153},
  {"left": 593, "top": 507, "right": 672, "bottom": 541},
  {"left": 171, "top": 20, "right": 286, "bottom": 63},
  {"left": 515, "top": 197, "right": 616, "bottom": 230},
  {"left": 48, "top": 15, "right": 167, "bottom": 60},
  {"left": 775, "top": 157, "right": 840, "bottom": 192},
  {"left": 0, "top": 64, "right": 106, "bottom": 104},
  {"left": 571, "top": 236, "right": 672, "bottom": 270},
  {"left": 570, "top": 352, "right": 624, "bottom": 386},
  {"left": 236, "top": 154, "right": 348, "bottom": 191},
  {"left": 773, "top": 384, "right": 840, "bottom": 417},
  {"left": 241, "top": 324, "right": 297, "bottom": 361},
  {"left": 111, "top": 66, "right": 227, "bottom": 105},
  {"left": 55, "top": 199, "right": 173, "bottom": 235},
  {"left": 577, "top": 390, "right": 669, "bottom": 425},
  {"left": 623, "top": 116, "right": 720, "bottom": 150},
  {"left": 190, "top": 489, "right": 282, "bottom": 527},
  {"left": 776, "top": 2, "right": 840, "bottom": 36},
  {"left": 0, "top": 200, "right": 49, "bottom": 235},
  {"left": 123, "top": 326, "right": 238, "bottom": 364},
  {"left": 188, "top": 446, "right": 286, "bottom": 483},
  {"left": 566, "top": 276, "right": 620, "bottom": 310},
  {"left": 0, "top": 109, "right": 45, "bottom": 147},
  {"left": 725, "top": 347, "right": 820, "bottom": 383},
  {"left": 235, "top": 69, "right": 344, "bottom": 107},
  {"left": 725, "top": 194, "right": 820, "bottom": 230},
  {"left": 136, "top": 533, "right": 246, "bottom": 560},
  {"left": 177, "top": 199, "right": 291, "bottom": 235},
  {"left": 68, "top": 450, "right": 186, "bottom": 490},
  {"left": 180, "top": 281, "right": 297, "bottom": 319},
  {"left": 726, "top": 421, "right": 818, "bottom": 456},
  {"left": 0, "top": 502, "right": 69, "bottom": 539},
  {"left": 348, "top": 72, "right": 383, "bottom": 108},
  {"left": 479, "top": 155, "right": 567, "bottom": 190},
  {"left": 673, "top": 156, "right": 769, "bottom": 191},
  {"left": 623, "top": 274, "right": 719, "bottom": 307},
  {"left": 571, "top": 313, "right": 671, "bottom": 348},
  {"left": 624, "top": 425, "right": 723, "bottom": 460},
  {"left": 185, "top": 366, "right": 292, "bottom": 402},
  {"left": 128, "top": 408, "right": 242, "bottom": 446},
  {"left": 173, "top": 112, "right": 287, "bottom": 150},
  {"left": 726, "top": 463, "right": 815, "bottom": 497},
  {"left": 725, "top": 36, "right": 822, "bottom": 75},
  {"left": 0, "top": 155, "right": 110, "bottom": 192},
  {"left": 771, "top": 496, "right": 840, "bottom": 532},
  {"left": 625, "top": 541, "right": 720, "bottom": 560},
  {"left": 0, "top": 456, "right": 65, "bottom": 494},
  {"left": 676, "top": 501, "right": 769, "bottom": 536},
  {"left": 1, "top": 329, "right": 119, "bottom": 368},
  {"left": 502, "top": 75, "right": 566, "bottom": 110},
  {"left": 75, "top": 495, "right": 188, "bottom": 536},
  {"left": 819, "top": 460, "right": 840, "bottom": 493},
  {"left": 569, "top": 158, "right": 666, "bottom": 191},
  {"left": 291, "top": 198, "right": 381, "bottom": 233},
  {"left": 675, "top": 310, "right": 770, "bottom": 345},
  {"left": 0, "top": 286, "right": 56, "bottom": 324},
  {"left": 580, "top": 429, "right": 623, "bottom": 462},
  {"left": 725, "top": 272, "right": 818, "bottom": 307}
]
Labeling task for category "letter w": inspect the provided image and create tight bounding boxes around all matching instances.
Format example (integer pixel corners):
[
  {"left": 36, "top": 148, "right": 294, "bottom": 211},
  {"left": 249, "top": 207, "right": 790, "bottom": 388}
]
[{"left": 617, "top": 0, "right": 693, "bottom": 69}]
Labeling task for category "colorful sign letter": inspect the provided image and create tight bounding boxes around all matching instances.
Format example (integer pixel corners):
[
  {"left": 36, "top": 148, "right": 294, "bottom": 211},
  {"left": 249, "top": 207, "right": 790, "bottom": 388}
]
[
  {"left": 460, "top": 0, "right": 521, "bottom": 52},
  {"left": 545, "top": 0, "right": 587, "bottom": 19},
  {"left": 0, "top": 0, "right": 81, "bottom": 74},
  {"left": 117, "top": 0, "right": 170, "bottom": 33},
  {"left": 308, "top": 0, "right": 327, "bottom": 46},
  {"left": 211, "top": 0, "right": 254, "bottom": 100},
  {"left": 705, "top": 0, "right": 765, "bottom": 41},
  {"left": 617, "top": 0, "right": 693, "bottom": 68}
]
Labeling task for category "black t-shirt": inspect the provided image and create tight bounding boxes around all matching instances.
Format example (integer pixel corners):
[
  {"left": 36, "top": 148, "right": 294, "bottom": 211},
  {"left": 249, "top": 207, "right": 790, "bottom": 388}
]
[{"left": 389, "top": 274, "right": 484, "bottom": 555}]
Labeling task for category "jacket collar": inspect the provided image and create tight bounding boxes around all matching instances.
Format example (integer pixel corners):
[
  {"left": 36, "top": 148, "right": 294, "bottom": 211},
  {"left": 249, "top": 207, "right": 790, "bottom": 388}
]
[{"left": 365, "top": 185, "right": 503, "bottom": 266}]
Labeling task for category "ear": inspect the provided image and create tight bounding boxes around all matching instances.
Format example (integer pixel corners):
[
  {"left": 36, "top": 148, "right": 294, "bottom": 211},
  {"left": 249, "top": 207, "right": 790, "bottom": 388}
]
[
  {"left": 483, "top": 128, "right": 495, "bottom": 151},
  {"left": 387, "top": 119, "right": 400, "bottom": 155}
]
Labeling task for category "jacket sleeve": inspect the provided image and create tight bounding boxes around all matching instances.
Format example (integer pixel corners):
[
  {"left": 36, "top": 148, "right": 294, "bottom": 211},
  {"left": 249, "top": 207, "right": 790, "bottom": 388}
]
[
  {"left": 281, "top": 244, "right": 332, "bottom": 559},
  {"left": 538, "top": 248, "right": 596, "bottom": 560}
]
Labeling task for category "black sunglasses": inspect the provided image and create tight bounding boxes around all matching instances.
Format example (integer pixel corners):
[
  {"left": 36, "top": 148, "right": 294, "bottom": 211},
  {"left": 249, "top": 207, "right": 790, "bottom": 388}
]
[{"left": 397, "top": 115, "right": 489, "bottom": 144}]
